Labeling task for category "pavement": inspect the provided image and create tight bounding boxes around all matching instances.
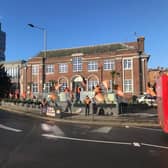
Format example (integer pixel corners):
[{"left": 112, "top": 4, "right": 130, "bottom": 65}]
[{"left": 0, "top": 103, "right": 159, "bottom": 127}]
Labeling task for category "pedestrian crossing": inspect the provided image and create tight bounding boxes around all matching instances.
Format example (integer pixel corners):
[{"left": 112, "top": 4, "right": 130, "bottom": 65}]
[
  {"left": 41, "top": 122, "right": 113, "bottom": 135},
  {"left": 91, "top": 126, "right": 112, "bottom": 133}
]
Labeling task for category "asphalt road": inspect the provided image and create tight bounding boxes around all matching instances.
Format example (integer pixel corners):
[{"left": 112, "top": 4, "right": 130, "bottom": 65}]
[{"left": 0, "top": 110, "right": 168, "bottom": 168}]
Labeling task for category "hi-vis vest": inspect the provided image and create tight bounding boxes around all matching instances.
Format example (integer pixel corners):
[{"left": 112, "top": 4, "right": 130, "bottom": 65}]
[{"left": 85, "top": 98, "right": 91, "bottom": 105}]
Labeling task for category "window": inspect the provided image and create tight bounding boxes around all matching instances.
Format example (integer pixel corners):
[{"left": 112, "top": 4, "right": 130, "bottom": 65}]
[
  {"left": 88, "top": 79, "right": 99, "bottom": 91},
  {"left": 45, "top": 82, "right": 52, "bottom": 93},
  {"left": 108, "top": 80, "right": 113, "bottom": 91},
  {"left": 59, "top": 78, "right": 68, "bottom": 92},
  {"left": 124, "top": 59, "right": 132, "bottom": 70},
  {"left": 6, "top": 67, "right": 18, "bottom": 79},
  {"left": 59, "top": 63, "right": 68, "bottom": 73},
  {"left": 32, "top": 65, "right": 39, "bottom": 75},
  {"left": 32, "top": 83, "right": 38, "bottom": 93},
  {"left": 104, "top": 59, "right": 115, "bottom": 70},
  {"left": 88, "top": 61, "right": 98, "bottom": 71},
  {"left": 46, "top": 64, "right": 54, "bottom": 74},
  {"left": 124, "top": 79, "right": 132, "bottom": 92},
  {"left": 72, "top": 57, "right": 82, "bottom": 72}
]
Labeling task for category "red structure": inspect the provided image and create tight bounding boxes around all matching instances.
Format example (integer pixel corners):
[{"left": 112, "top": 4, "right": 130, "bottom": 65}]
[{"left": 156, "top": 74, "right": 168, "bottom": 133}]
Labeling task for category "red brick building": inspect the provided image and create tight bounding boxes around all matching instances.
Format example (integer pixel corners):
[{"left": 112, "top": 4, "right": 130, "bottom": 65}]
[
  {"left": 20, "top": 36, "right": 149, "bottom": 99},
  {"left": 148, "top": 67, "right": 168, "bottom": 86}
]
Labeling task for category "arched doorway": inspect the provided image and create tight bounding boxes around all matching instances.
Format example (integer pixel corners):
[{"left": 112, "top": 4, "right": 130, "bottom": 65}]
[
  {"left": 88, "top": 75, "right": 99, "bottom": 91},
  {"left": 71, "top": 75, "right": 86, "bottom": 92}
]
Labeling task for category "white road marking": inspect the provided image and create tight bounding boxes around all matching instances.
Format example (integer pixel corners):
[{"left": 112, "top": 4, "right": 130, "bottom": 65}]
[
  {"left": 0, "top": 124, "right": 23, "bottom": 132},
  {"left": 42, "top": 133, "right": 132, "bottom": 146},
  {"left": 141, "top": 143, "right": 168, "bottom": 150},
  {"left": 42, "top": 134, "right": 168, "bottom": 150},
  {"left": 41, "top": 123, "right": 65, "bottom": 136},
  {"left": 133, "top": 142, "right": 141, "bottom": 147},
  {"left": 91, "top": 126, "right": 112, "bottom": 133}
]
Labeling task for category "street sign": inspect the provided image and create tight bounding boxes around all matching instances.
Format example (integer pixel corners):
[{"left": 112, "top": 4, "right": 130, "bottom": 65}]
[{"left": 46, "top": 106, "right": 55, "bottom": 117}]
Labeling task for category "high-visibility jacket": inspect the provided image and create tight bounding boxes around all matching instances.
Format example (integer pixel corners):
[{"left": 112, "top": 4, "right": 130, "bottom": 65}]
[
  {"left": 76, "top": 87, "right": 81, "bottom": 93},
  {"left": 94, "top": 86, "right": 101, "bottom": 94},
  {"left": 84, "top": 97, "right": 91, "bottom": 105}
]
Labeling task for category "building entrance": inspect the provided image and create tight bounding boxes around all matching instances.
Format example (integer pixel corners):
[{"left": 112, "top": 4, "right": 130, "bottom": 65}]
[{"left": 72, "top": 75, "right": 86, "bottom": 91}]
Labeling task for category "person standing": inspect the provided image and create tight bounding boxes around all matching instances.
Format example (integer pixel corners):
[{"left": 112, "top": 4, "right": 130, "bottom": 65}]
[
  {"left": 64, "top": 88, "right": 72, "bottom": 113},
  {"left": 75, "top": 85, "right": 81, "bottom": 103},
  {"left": 84, "top": 95, "right": 91, "bottom": 116},
  {"left": 40, "top": 98, "right": 48, "bottom": 115},
  {"left": 92, "top": 97, "right": 97, "bottom": 114}
]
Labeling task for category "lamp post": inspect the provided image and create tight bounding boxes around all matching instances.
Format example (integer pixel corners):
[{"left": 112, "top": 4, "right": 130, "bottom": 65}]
[
  {"left": 98, "top": 64, "right": 103, "bottom": 83},
  {"left": 28, "top": 23, "right": 47, "bottom": 97}
]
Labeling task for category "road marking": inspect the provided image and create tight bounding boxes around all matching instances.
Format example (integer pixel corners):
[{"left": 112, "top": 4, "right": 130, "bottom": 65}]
[
  {"left": 133, "top": 142, "right": 141, "bottom": 147},
  {"left": 0, "top": 124, "right": 23, "bottom": 132},
  {"left": 42, "top": 134, "right": 168, "bottom": 150},
  {"left": 41, "top": 123, "right": 65, "bottom": 136},
  {"left": 141, "top": 143, "right": 168, "bottom": 150},
  {"left": 91, "top": 126, "right": 112, "bottom": 133},
  {"left": 42, "top": 133, "right": 132, "bottom": 146}
]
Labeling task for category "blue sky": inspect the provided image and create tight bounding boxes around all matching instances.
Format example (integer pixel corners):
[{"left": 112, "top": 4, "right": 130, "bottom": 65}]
[{"left": 0, "top": 0, "right": 168, "bottom": 68}]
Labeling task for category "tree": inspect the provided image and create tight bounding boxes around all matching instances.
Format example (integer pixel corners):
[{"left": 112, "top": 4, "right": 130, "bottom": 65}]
[{"left": 0, "top": 64, "right": 12, "bottom": 98}]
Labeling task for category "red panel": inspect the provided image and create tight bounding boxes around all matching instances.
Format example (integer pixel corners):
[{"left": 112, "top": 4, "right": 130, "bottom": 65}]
[{"left": 157, "top": 74, "right": 168, "bottom": 133}]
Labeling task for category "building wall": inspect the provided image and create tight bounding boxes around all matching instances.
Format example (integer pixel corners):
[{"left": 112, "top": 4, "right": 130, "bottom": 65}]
[
  {"left": 148, "top": 68, "right": 168, "bottom": 86},
  {"left": 2, "top": 60, "right": 26, "bottom": 97},
  {"left": 22, "top": 37, "right": 149, "bottom": 99}
]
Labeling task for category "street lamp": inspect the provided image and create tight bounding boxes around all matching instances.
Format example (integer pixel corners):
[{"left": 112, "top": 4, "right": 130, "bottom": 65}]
[
  {"left": 28, "top": 23, "right": 47, "bottom": 97},
  {"left": 28, "top": 24, "right": 47, "bottom": 58},
  {"left": 98, "top": 64, "right": 103, "bottom": 83}
]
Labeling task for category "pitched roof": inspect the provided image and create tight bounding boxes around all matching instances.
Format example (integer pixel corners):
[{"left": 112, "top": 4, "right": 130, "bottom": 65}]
[{"left": 36, "top": 42, "right": 135, "bottom": 58}]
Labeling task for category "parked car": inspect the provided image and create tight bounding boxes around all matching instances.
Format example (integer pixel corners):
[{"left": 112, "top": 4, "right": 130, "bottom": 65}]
[{"left": 136, "top": 94, "right": 157, "bottom": 107}]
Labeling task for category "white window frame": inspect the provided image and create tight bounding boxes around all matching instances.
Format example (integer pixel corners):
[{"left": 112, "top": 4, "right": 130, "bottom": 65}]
[
  {"left": 88, "top": 61, "right": 98, "bottom": 72},
  {"left": 124, "top": 79, "right": 132, "bottom": 93},
  {"left": 72, "top": 57, "right": 82, "bottom": 72},
  {"left": 46, "top": 64, "right": 54, "bottom": 74},
  {"left": 123, "top": 59, "right": 132, "bottom": 70},
  {"left": 45, "top": 82, "right": 52, "bottom": 93},
  {"left": 104, "top": 59, "right": 115, "bottom": 70},
  {"left": 32, "top": 65, "right": 39, "bottom": 75},
  {"left": 59, "top": 63, "right": 68, "bottom": 73},
  {"left": 32, "top": 83, "right": 38, "bottom": 93},
  {"left": 88, "top": 79, "right": 99, "bottom": 91}
]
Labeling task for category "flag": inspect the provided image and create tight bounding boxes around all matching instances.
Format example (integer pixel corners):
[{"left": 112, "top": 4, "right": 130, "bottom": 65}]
[
  {"left": 55, "top": 83, "right": 62, "bottom": 90},
  {"left": 146, "top": 86, "right": 156, "bottom": 96},
  {"left": 95, "top": 93, "right": 105, "bottom": 103},
  {"left": 102, "top": 80, "right": 109, "bottom": 90},
  {"left": 81, "top": 77, "right": 87, "bottom": 89},
  {"left": 48, "top": 92, "right": 57, "bottom": 101},
  {"left": 116, "top": 86, "right": 124, "bottom": 97}
]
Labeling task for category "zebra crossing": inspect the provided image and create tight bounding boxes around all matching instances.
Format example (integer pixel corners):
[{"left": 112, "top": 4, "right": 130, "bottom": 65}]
[{"left": 91, "top": 126, "right": 112, "bottom": 133}]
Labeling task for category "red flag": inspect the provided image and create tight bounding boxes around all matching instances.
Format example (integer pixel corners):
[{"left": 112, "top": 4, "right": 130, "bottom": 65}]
[
  {"left": 55, "top": 83, "right": 62, "bottom": 90},
  {"left": 146, "top": 86, "right": 156, "bottom": 96},
  {"left": 116, "top": 86, "right": 124, "bottom": 97},
  {"left": 102, "top": 80, "right": 109, "bottom": 90}
]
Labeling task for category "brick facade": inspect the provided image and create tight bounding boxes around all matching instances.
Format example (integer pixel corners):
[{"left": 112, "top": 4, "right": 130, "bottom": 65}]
[
  {"left": 148, "top": 68, "right": 168, "bottom": 86},
  {"left": 21, "top": 37, "right": 149, "bottom": 99}
]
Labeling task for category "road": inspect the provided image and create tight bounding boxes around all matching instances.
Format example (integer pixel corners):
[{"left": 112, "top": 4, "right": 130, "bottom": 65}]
[{"left": 0, "top": 110, "right": 168, "bottom": 168}]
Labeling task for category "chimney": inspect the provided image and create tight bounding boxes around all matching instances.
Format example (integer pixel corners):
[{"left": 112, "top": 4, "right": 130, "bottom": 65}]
[{"left": 137, "top": 36, "right": 145, "bottom": 53}]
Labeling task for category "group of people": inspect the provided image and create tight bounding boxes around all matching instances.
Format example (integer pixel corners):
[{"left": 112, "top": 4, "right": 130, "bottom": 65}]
[{"left": 40, "top": 84, "right": 104, "bottom": 116}]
